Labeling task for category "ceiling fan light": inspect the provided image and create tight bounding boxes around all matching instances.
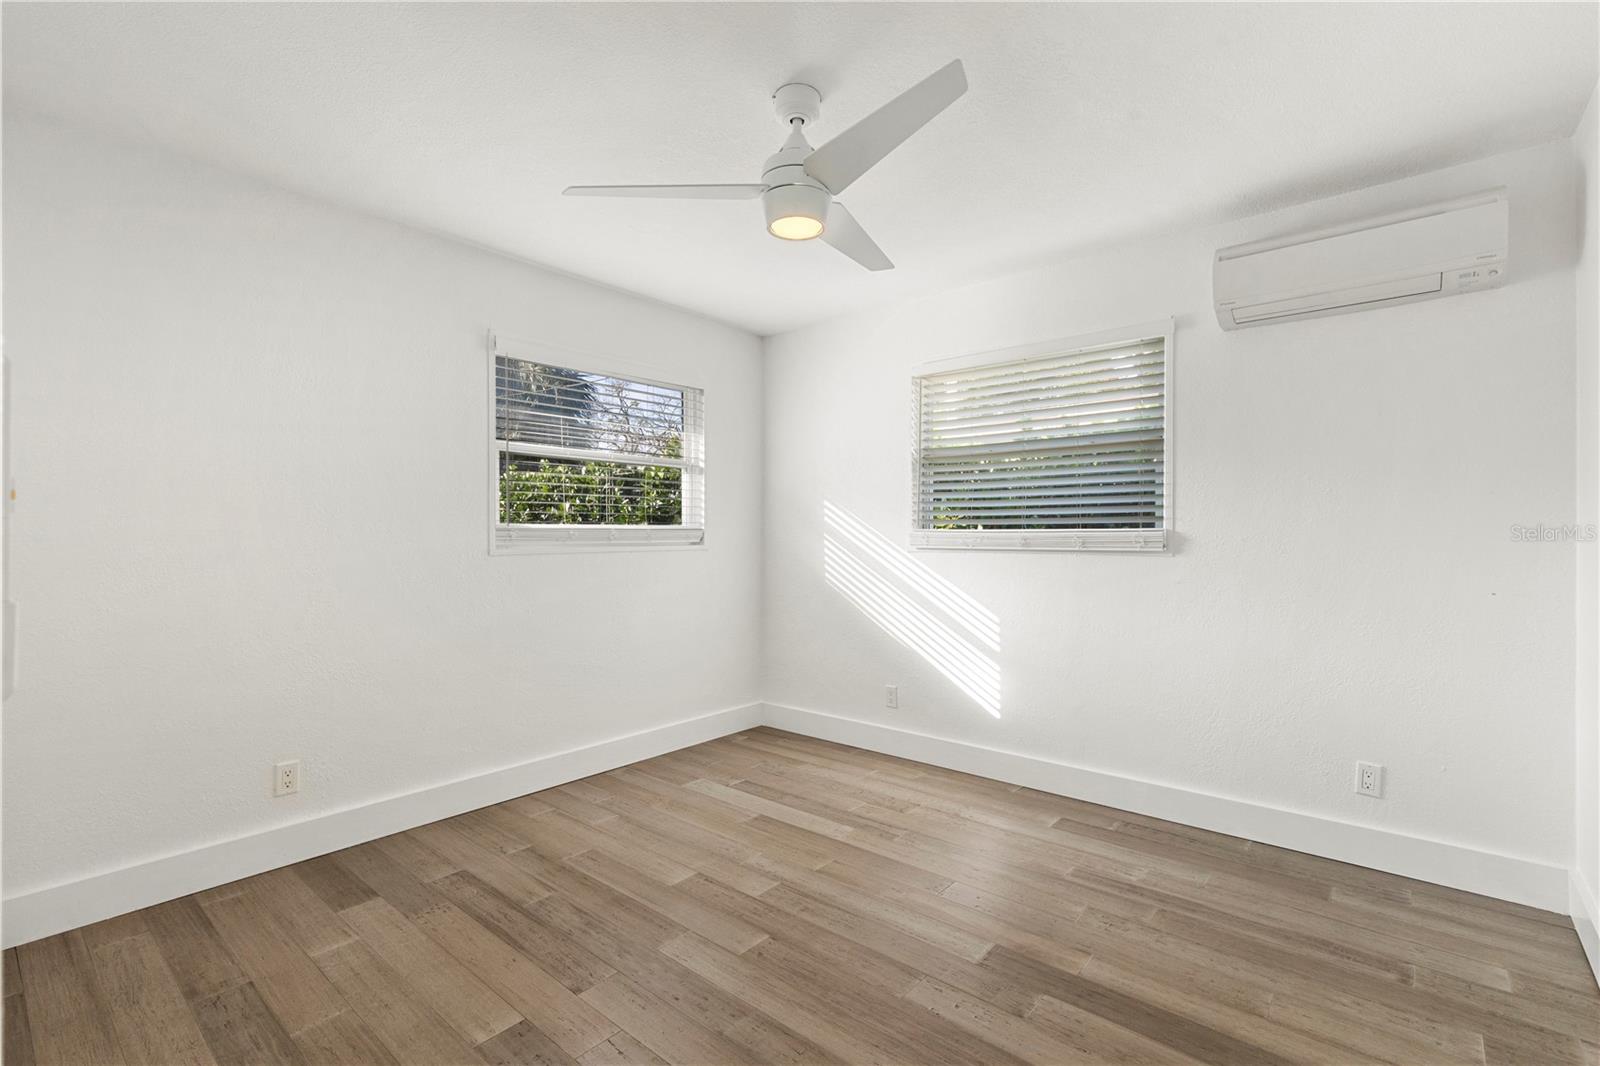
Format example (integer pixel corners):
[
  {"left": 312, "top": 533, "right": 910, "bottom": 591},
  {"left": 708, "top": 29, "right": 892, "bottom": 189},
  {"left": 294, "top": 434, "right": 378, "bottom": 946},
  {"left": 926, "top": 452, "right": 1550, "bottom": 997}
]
[
  {"left": 769, "top": 214, "right": 824, "bottom": 240},
  {"left": 763, "top": 182, "right": 830, "bottom": 242}
]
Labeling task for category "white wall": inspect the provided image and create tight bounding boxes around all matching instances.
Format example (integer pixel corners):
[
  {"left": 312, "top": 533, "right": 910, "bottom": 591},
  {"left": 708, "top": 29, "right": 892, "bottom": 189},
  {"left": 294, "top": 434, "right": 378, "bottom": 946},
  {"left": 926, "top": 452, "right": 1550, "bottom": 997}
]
[
  {"left": 1, "top": 114, "right": 763, "bottom": 905},
  {"left": 1574, "top": 79, "right": 1600, "bottom": 959},
  {"left": 4, "top": 108, "right": 1590, "bottom": 935},
  {"left": 763, "top": 140, "right": 1581, "bottom": 889}
]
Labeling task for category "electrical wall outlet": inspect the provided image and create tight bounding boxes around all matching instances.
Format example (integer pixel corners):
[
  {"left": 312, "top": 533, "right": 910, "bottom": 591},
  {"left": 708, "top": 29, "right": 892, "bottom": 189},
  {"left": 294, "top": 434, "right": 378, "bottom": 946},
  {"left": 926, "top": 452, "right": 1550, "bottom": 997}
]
[
  {"left": 274, "top": 760, "right": 300, "bottom": 797},
  {"left": 885, "top": 684, "right": 899, "bottom": 709},
  {"left": 1354, "top": 761, "right": 1384, "bottom": 798}
]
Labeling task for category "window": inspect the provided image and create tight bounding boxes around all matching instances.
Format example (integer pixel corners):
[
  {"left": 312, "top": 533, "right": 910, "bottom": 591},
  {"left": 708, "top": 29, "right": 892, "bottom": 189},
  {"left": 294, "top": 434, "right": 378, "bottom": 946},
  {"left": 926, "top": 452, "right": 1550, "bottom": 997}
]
[
  {"left": 490, "top": 337, "right": 704, "bottom": 552},
  {"left": 912, "top": 321, "right": 1171, "bottom": 552}
]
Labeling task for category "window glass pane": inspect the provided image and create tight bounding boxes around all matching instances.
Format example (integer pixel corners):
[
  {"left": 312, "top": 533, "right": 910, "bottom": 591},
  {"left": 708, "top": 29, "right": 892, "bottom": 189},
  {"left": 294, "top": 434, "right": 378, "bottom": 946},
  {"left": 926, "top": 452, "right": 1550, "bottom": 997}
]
[
  {"left": 916, "top": 336, "right": 1165, "bottom": 533},
  {"left": 491, "top": 349, "right": 703, "bottom": 544},
  {"left": 496, "top": 356, "right": 685, "bottom": 459},
  {"left": 498, "top": 453, "right": 683, "bottom": 526}
]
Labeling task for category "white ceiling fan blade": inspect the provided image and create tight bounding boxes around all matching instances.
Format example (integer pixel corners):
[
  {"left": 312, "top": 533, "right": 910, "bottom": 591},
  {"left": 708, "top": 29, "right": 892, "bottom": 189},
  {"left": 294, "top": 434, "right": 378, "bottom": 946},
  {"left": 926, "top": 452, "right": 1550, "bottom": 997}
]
[
  {"left": 803, "top": 60, "right": 967, "bottom": 195},
  {"left": 822, "top": 202, "right": 893, "bottom": 271},
  {"left": 563, "top": 184, "right": 765, "bottom": 199}
]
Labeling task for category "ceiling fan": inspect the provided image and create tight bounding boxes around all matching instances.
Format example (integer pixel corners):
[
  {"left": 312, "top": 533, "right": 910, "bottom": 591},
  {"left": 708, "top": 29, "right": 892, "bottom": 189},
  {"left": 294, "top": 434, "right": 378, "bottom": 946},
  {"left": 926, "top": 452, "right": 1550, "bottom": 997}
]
[{"left": 564, "top": 60, "right": 968, "bottom": 272}]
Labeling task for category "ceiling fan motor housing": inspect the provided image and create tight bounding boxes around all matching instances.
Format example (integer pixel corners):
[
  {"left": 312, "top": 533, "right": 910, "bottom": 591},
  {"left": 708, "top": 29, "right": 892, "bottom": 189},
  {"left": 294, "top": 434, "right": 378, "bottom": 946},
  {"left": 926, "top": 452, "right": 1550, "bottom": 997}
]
[{"left": 761, "top": 112, "right": 830, "bottom": 238}]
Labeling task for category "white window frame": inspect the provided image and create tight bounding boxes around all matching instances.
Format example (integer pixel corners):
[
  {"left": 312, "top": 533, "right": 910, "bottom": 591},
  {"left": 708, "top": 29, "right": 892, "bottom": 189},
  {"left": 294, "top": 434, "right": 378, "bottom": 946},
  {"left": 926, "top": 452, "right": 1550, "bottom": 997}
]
[
  {"left": 910, "top": 318, "right": 1174, "bottom": 553},
  {"left": 488, "top": 332, "right": 706, "bottom": 555}
]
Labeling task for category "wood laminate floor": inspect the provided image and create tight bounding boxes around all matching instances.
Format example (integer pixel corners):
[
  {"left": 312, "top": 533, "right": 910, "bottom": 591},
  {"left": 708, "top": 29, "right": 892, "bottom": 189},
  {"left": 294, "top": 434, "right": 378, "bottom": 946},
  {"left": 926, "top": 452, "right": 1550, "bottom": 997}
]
[{"left": 4, "top": 728, "right": 1596, "bottom": 1065}]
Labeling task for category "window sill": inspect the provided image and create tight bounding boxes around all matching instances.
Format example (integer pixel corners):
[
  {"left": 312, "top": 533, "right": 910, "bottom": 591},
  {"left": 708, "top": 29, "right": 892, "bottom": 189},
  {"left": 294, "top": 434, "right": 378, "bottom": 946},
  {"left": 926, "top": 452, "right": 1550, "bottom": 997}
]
[
  {"left": 910, "top": 529, "right": 1168, "bottom": 553},
  {"left": 492, "top": 525, "right": 705, "bottom": 555}
]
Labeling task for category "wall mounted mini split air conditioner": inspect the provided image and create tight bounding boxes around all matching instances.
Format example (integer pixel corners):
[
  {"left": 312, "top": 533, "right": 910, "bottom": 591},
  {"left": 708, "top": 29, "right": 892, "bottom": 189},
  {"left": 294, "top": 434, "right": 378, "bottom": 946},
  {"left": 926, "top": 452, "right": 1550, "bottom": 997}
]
[{"left": 1213, "top": 190, "right": 1508, "bottom": 330}]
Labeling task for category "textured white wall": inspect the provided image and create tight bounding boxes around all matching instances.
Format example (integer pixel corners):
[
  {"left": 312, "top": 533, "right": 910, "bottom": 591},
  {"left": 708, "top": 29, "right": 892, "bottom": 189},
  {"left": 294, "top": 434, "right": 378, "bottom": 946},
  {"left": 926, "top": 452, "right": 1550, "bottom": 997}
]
[
  {"left": 763, "top": 140, "right": 1580, "bottom": 870},
  {"left": 1576, "top": 81, "right": 1599, "bottom": 911},
  {"left": 1, "top": 114, "right": 763, "bottom": 899}
]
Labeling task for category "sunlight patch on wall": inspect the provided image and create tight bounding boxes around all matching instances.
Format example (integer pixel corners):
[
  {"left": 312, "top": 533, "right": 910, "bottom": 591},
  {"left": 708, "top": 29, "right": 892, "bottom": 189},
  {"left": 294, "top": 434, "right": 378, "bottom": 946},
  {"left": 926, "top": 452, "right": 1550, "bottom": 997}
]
[{"left": 822, "top": 501, "right": 1001, "bottom": 717}]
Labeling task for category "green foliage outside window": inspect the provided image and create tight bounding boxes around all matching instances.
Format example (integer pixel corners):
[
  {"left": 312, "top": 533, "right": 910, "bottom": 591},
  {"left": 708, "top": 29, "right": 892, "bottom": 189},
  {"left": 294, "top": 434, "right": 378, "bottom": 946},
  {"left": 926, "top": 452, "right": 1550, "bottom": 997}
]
[{"left": 499, "top": 436, "right": 683, "bottom": 526}]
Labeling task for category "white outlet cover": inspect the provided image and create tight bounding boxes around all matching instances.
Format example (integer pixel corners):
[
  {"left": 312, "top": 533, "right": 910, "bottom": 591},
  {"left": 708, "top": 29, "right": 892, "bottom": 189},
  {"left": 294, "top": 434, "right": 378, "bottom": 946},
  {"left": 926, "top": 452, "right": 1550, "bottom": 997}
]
[
  {"left": 1354, "top": 761, "right": 1384, "bottom": 797},
  {"left": 274, "top": 760, "right": 300, "bottom": 797}
]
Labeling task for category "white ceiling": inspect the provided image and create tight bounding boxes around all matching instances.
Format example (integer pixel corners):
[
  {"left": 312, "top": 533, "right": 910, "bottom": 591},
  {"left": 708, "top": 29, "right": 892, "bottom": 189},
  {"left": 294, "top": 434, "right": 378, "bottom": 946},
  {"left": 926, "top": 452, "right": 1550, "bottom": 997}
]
[{"left": 4, "top": 3, "right": 1596, "bottom": 335}]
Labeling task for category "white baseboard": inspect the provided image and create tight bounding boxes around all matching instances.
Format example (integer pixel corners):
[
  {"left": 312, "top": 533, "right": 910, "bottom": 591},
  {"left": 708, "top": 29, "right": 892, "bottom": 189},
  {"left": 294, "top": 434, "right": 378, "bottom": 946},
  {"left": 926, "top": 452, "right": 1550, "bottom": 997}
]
[
  {"left": 762, "top": 702, "right": 1571, "bottom": 913},
  {"left": 2, "top": 698, "right": 1580, "bottom": 949},
  {"left": 1572, "top": 871, "right": 1600, "bottom": 986},
  {"left": 1, "top": 702, "right": 763, "bottom": 949}
]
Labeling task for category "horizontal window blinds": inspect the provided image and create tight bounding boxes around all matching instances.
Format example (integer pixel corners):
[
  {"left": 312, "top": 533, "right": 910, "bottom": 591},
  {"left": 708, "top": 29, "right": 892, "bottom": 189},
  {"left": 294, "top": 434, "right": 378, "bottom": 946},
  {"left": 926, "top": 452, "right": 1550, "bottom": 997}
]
[
  {"left": 494, "top": 354, "right": 704, "bottom": 539},
  {"left": 915, "top": 335, "right": 1166, "bottom": 535}
]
